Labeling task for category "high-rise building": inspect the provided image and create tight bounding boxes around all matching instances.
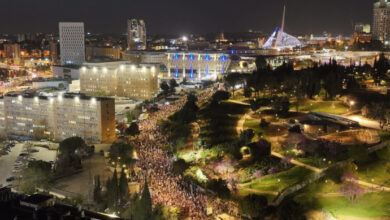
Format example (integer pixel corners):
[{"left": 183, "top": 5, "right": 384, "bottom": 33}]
[
  {"left": 373, "top": 0, "right": 390, "bottom": 42},
  {"left": 49, "top": 41, "right": 59, "bottom": 65},
  {"left": 127, "top": 19, "right": 147, "bottom": 50},
  {"left": 355, "top": 23, "right": 371, "bottom": 34},
  {"left": 80, "top": 61, "right": 158, "bottom": 100},
  {"left": 85, "top": 46, "right": 121, "bottom": 61},
  {"left": 4, "top": 44, "right": 20, "bottom": 59},
  {"left": 59, "top": 22, "right": 85, "bottom": 66},
  {"left": 17, "top": 34, "right": 25, "bottom": 43},
  {"left": 4, "top": 43, "right": 21, "bottom": 65},
  {"left": 0, "top": 93, "right": 115, "bottom": 143}
]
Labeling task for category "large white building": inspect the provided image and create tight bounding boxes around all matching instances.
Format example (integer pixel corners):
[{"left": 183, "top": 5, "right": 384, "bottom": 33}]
[
  {"left": 127, "top": 19, "right": 147, "bottom": 50},
  {"left": 0, "top": 93, "right": 115, "bottom": 143},
  {"left": 123, "top": 51, "right": 232, "bottom": 80},
  {"left": 80, "top": 61, "right": 159, "bottom": 100},
  {"left": 59, "top": 22, "right": 86, "bottom": 66},
  {"left": 373, "top": 0, "right": 390, "bottom": 42}
]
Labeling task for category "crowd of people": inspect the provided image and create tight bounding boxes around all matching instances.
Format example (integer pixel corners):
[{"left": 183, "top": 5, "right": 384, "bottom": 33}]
[{"left": 129, "top": 89, "right": 225, "bottom": 219}]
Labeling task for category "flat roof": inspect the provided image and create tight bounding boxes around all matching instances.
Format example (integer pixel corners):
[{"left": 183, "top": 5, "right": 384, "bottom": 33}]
[
  {"left": 20, "top": 194, "right": 53, "bottom": 205},
  {"left": 3, "top": 92, "right": 114, "bottom": 101}
]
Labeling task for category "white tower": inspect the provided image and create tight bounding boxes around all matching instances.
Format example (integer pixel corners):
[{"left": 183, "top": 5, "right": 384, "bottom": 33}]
[
  {"left": 127, "top": 19, "right": 147, "bottom": 50},
  {"left": 59, "top": 22, "right": 85, "bottom": 66}
]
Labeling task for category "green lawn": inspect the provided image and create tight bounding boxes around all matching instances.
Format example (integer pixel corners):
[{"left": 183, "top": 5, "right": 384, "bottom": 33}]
[
  {"left": 295, "top": 157, "right": 330, "bottom": 169},
  {"left": 298, "top": 192, "right": 390, "bottom": 218},
  {"left": 243, "top": 118, "right": 270, "bottom": 141},
  {"left": 240, "top": 166, "right": 313, "bottom": 193},
  {"left": 293, "top": 101, "right": 349, "bottom": 115}
]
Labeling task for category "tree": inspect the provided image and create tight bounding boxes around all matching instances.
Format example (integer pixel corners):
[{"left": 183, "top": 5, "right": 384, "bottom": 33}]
[
  {"left": 339, "top": 173, "right": 365, "bottom": 202},
  {"left": 133, "top": 182, "right": 153, "bottom": 220},
  {"left": 271, "top": 96, "right": 290, "bottom": 116},
  {"left": 239, "top": 194, "right": 268, "bottom": 219},
  {"left": 119, "top": 168, "right": 129, "bottom": 202},
  {"left": 109, "top": 143, "right": 135, "bottom": 167},
  {"left": 170, "top": 94, "right": 199, "bottom": 124},
  {"left": 105, "top": 170, "right": 119, "bottom": 210},
  {"left": 93, "top": 175, "right": 103, "bottom": 205},
  {"left": 160, "top": 81, "right": 170, "bottom": 95},
  {"left": 250, "top": 139, "right": 271, "bottom": 162},
  {"left": 244, "top": 87, "right": 252, "bottom": 98},
  {"left": 20, "top": 160, "right": 54, "bottom": 194},
  {"left": 169, "top": 79, "right": 179, "bottom": 93},
  {"left": 117, "top": 122, "right": 128, "bottom": 134},
  {"left": 348, "top": 145, "right": 372, "bottom": 165},
  {"left": 255, "top": 56, "right": 268, "bottom": 70},
  {"left": 239, "top": 129, "right": 255, "bottom": 145},
  {"left": 126, "top": 104, "right": 143, "bottom": 122},
  {"left": 59, "top": 136, "right": 86, "bottom": 156},
  {"left": 56, "top": 137, "right": 85, "bottom": 174},
  {"left": 126, "top": 122, "right": 140, "bottom": 136},
  {"left": 58, "top": 83, "right": 65, "bottom": 90},
  {"left": 259, "top": 118, "right": 270, "bottom": 128},
  {"left": 211, "top": 90, "right": 231, "bottom": 104},
  {"left": 225, "top": 73, "right": 242, "bottom": 96},
  {"left": 276, "top": 196, "right": 306, "bottom": 220},
  {"left": 153, "top": 204, "right": 180, "bottom": 220},
  {"left": 207, "top": 178, "right": 230, "bottom": 199}
]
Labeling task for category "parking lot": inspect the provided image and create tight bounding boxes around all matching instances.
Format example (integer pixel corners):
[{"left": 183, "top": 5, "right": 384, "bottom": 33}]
[{"left": 0, "top": 141, "right": 57, "bottom": 188}]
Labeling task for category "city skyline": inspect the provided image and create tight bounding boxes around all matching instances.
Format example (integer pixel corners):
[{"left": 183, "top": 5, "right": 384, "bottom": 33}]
[{"left": 0, "top": 0, "right": 374, "bottom": 35}]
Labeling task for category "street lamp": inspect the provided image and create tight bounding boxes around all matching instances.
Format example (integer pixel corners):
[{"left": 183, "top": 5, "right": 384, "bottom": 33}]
[{"left": 349, "top": 100, "right": 355, "bottom": 110}]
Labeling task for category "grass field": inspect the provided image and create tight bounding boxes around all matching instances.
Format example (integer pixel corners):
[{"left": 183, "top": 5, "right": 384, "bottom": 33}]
[
  {"left": 240, "top": 166, "right": 313, "bottom": 193},
  {"left": 293, "top": 101, "right": 349, "bottom": 115}
]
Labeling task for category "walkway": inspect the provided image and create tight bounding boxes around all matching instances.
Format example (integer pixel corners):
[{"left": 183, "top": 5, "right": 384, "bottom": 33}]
[{"left": 271, "top": 151, "right": 323, "bottom": 173}]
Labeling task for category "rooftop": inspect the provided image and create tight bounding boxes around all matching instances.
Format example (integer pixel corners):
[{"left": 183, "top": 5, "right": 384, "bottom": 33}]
[
  {"left": 3, "top": 92, "right": 114, "bottom": 101},
  {"left": 20, "top": 194, "right": 53, "bottom": 205}
]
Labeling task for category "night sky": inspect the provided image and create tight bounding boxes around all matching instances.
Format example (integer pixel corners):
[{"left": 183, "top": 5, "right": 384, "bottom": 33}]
[{"left": 0, "top": 0, "right": 374, "bottom": 35}]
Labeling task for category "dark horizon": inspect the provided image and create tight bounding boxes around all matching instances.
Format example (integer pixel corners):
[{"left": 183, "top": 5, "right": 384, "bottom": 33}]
[{"left": 0, "top": 0, "right": 374, "bottom": 36}]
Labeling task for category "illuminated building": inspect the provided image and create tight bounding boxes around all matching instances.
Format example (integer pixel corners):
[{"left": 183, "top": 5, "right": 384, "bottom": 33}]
[
  {"left": 127, "top": 19, "right": 147, "bottom": 50},
  {"left": 80, "top": 61, "right": 158, "bottom": 100},
  {"left": 373, "top": 0, "right": 390, "bottom": 42},
  {"left": 124, "top": 51, "right": 231, "bottom": 79},
  {"left": 355, "top": 23, "right": 371, "bottom": 34},
  {"left": 49, "top": 41, "right": 59, "bottom": 65},
  {"left": 59, "top": 22, "right": 85, "bottom": 65},
  {"left": 4, "top": 43, "right": 21, "bottom": 65},
  {"left": 0, "top": 94, "right": 115, "bottom": 143},
  {"left": 86, "top": 46, "right": 121, "bottom": 60}
]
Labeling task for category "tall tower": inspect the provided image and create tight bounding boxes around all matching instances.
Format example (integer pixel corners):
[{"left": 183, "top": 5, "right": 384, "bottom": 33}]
[
  {"left": 274, "top": 5, "right": 286, "bottom": 49},
  {"left": 59, "top": 22, "right": 85, "bottom": 66},
  {"left": 373, "top": 0, "right": 390, "bottom": 42},
  {"left": 127, "top": 19, "right": 147, "bottom": 50}
]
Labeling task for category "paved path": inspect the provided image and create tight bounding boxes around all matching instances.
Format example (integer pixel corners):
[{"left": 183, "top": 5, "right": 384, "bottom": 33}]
[
  {"left": 271, "top": 151, "right": 323, "bottom": 173},
  {"left": 236, "top": 113, "right": 250, "bottom": 134}
]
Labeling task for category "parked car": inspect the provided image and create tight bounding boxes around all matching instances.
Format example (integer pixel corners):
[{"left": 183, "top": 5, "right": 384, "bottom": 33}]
[{"left": 6, "top": 177, "right": 15, "bottom": 182}]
